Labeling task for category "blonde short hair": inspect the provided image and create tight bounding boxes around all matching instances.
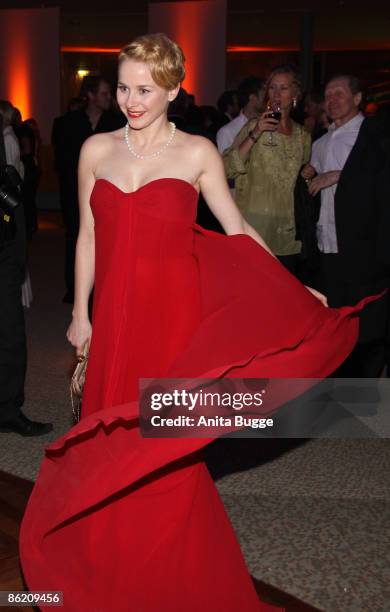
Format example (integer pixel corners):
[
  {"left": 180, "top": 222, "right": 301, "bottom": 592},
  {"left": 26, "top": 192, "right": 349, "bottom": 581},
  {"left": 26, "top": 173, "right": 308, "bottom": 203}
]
[{"left": 119, "top": 33, "right": 185, "bottom": 91}]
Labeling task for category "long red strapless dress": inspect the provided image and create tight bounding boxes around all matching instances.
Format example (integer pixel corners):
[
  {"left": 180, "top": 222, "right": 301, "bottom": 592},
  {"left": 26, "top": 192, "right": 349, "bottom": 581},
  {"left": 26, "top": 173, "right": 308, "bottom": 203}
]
[{"left": 20, "top": 178, "right": 369, "bottom": 611}]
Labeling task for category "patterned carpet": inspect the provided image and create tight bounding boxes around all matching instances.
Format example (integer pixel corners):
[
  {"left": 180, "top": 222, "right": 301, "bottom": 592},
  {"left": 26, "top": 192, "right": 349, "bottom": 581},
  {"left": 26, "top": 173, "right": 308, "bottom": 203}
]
[
  {"left": 1, "top": 211, "right": 389, "bottom": 612},
  {"left": 210, "top": 437, "right": 390, "bottom": 612}
]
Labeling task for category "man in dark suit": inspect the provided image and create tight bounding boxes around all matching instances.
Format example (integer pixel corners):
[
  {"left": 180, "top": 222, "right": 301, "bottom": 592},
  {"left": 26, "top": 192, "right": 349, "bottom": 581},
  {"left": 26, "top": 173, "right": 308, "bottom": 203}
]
[
  {"left": 302, "top": 75, "right": 390, "bottom": 377},
  {"left": 52, "top": 76, "right": 126, "bottom": 303}
]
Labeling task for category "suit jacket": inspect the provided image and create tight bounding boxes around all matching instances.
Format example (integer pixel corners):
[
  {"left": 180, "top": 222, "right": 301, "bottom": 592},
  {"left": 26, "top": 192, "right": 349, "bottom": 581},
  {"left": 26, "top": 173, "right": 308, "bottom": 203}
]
[
  {"left": 294, "top": 173, "right": 321, "bottom": 270},
  {"left": 54, "top": 109, "right": 126, "bottom": 181},
  {"left": 52, "top": 109, "right": 126, "bottom": 225},
  {"left": 334, "top": 117, "right": 390, "bottom": 285}
]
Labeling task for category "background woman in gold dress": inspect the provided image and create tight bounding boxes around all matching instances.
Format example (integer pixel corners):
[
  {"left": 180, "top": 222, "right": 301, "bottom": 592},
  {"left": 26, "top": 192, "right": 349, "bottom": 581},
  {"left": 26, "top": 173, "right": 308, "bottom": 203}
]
[{"left": 223, "top": 65, "right": 311, "bottom": 277}]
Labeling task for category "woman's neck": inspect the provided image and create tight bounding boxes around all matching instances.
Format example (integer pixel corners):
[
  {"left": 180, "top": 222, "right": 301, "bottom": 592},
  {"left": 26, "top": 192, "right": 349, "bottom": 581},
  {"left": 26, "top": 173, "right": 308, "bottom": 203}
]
[
  {"left": 128, "top": 116, "right": 172, "bottom": 150},
  {"left": 279, "top": 113, "right": 293, "bottom": 134}
]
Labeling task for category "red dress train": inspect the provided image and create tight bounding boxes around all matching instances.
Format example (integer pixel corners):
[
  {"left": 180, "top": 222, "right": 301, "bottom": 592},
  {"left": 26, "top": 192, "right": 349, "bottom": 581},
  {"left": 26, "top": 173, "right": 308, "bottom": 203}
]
[{"left": 20, "top": 179, "right": 371, "bottom": 611}]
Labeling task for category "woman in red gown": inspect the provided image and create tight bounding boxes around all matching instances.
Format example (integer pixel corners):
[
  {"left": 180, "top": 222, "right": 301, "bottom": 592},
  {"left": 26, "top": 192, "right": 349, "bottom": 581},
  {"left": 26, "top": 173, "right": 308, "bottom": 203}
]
[{"left": 20, "top": 34, "right": 370, "bottom": 611}]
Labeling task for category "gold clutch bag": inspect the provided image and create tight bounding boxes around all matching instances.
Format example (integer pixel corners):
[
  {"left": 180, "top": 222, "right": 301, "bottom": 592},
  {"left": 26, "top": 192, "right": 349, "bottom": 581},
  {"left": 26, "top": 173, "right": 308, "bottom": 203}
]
[{"left": 70, "top": 340, "right": 89, "bottom": 423}]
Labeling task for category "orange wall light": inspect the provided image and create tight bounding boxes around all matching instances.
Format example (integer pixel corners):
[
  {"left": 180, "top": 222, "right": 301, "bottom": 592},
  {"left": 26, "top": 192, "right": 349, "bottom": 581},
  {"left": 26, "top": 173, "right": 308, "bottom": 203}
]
[
  {"left": 1, "top": 12, "right": 31, "bottom": 119},
  {"left": 0, "top": 9, "right": 61, "bottom": 143},
  {"left": 149, "top": 0, "right": 227, "bottom": 106},
  {"left": 227, "top": 45, "right": 299, "bottom": 53},
  {"left": 9, "top": 53, "right": 31, "bottom": 120},
  {"left": 61, "top": 46, "right": 121, "bottom": 54}
]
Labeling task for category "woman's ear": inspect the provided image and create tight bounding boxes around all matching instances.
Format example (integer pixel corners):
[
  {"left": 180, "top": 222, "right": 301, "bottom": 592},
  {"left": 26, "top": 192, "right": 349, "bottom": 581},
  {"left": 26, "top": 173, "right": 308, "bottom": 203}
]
[
  {"left": 168, "top": 85, "right": 181, "bottom": 103},
  {"left": 293, "top": 83, "right": 301, "bottom": 101}
]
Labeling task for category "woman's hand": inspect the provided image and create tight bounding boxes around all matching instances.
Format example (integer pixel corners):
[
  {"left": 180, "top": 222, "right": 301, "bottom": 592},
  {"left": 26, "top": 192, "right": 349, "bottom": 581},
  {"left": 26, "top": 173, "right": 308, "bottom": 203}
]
[
  {"left": 301, "top": 163, "right": 316, "bottom": 181},
  {"left": 66, "top": 317, "right": 92, "bottom": 356},
  {"left": 307, "top": 170, "right": 340, "bottom": 196},
  {"left": 251, "top": 111, "right": 280, "bottom": 139},
  {"left": 305, "top": 286, "right": 328, "bottom": 307}
]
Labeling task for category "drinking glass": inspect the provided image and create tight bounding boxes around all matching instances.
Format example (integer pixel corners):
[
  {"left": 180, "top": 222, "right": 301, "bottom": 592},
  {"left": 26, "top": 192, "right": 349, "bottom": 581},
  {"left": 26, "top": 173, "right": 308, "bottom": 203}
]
[{"left": 263, "top": 102, "right": 281, "bottom": 147}]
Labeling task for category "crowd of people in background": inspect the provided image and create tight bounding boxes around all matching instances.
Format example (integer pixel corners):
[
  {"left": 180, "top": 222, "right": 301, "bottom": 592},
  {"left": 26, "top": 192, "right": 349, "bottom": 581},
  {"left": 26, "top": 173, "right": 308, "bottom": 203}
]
[
  {"left": 1, "top": 62, "right": 390, "bottom": 437},
  {"left": 0, "top": 102, "right": 51, "bottom": 436},
  {"left": 0, "top": 101, "right": 41, "bottom": 240}
]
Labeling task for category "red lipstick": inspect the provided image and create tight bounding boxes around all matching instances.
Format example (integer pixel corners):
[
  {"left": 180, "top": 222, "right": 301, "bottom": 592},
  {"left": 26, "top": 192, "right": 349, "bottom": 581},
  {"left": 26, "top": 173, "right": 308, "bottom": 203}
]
[{"left": 127, "top": 111, "right": 145, "bottom": 120}]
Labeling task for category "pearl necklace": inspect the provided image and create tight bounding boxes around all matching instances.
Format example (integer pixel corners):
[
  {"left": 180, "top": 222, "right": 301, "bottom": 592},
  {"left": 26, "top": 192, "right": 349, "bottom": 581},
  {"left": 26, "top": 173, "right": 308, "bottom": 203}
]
[{"left": 124, "top": 122, "right": 176, "bottom": 160}]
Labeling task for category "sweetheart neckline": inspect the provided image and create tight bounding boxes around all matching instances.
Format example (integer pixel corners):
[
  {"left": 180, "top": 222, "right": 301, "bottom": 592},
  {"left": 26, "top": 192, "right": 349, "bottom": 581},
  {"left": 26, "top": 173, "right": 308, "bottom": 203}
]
[{"left": 94, "top": 177, "right": 199, "bottom": 197}]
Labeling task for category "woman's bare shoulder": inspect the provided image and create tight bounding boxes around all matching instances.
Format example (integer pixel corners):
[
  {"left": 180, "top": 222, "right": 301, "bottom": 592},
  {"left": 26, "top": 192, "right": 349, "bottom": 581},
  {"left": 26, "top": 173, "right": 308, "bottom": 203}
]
[
  {"left": 80, "top": 128, "right": 123, "bottom": 163},
  {"left": 175, "top": 129, "right": 218, "bottom": 159}
]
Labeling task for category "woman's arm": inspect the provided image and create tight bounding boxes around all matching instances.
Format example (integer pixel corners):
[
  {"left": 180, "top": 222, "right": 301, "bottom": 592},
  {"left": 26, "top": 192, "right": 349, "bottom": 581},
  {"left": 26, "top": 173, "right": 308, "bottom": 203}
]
[
  {"left": 222, "top": 120, "right": 254, "bottom": 180},
  {"left": 222, "top": 112, "right": 279, "bottom": 179},
  {"left": 197, "top": 137, "right": 328, "bottom": 306},
  {"left": 66, "top": 137, "right": 99, "bottom": 354},
  {"left": 236, "top": 111, "right": 279, "bottom": 162},
  {"left": 198, "top": 138, "right": 274, "bottom": 256}
]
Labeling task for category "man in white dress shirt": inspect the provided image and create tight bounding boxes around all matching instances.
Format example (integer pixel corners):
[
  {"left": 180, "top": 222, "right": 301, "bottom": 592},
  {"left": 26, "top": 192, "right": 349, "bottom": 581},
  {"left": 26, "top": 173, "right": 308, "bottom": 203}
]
[
  {"left": 216, "top": 77, "right": 264, "bottom": 154},
  {"left": 307, "top": 88, "right": 364, "bottom": 254},
  {"left": 302, "top": 75, "right": 390, "bottom": 376}
]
